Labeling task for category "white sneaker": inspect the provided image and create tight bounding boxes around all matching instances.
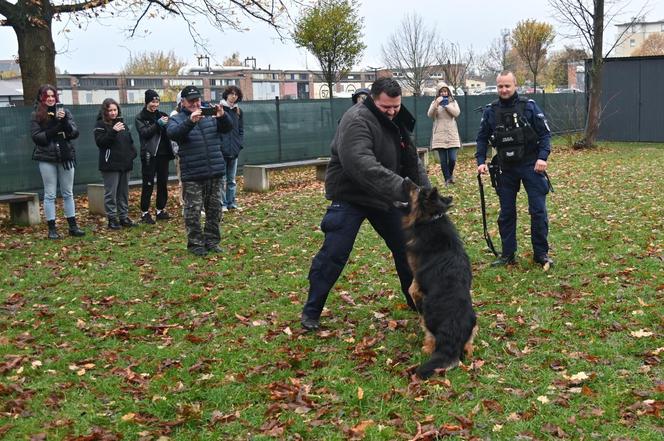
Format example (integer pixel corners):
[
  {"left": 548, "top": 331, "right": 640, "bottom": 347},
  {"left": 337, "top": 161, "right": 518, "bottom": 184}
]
[{"left": 222, "top": 206, "right": 228, "bottom": 212}]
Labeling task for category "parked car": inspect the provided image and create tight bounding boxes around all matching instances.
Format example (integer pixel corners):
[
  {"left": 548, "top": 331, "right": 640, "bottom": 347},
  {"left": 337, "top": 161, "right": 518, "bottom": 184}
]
[{"left": 477, "top": 86, "right": 497, "bottom": 95}]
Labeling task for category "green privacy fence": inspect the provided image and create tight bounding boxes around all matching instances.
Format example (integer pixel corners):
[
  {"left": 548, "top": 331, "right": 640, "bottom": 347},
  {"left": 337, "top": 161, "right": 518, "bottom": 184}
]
[{"left": 0, "top": 93, "right": 585, "bottom": 194}]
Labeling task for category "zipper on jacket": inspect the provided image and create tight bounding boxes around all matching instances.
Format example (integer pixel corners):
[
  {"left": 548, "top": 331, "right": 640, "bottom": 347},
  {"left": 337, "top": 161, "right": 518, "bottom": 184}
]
[{"left": 105, "top": 149, "right": 110, "bottom": 163}]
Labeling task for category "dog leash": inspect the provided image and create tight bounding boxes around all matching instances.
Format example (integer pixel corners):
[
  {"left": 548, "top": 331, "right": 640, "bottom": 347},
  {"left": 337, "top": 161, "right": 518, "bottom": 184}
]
[{"left": 477, "top": 173, "right": 500, "bottom": 257}]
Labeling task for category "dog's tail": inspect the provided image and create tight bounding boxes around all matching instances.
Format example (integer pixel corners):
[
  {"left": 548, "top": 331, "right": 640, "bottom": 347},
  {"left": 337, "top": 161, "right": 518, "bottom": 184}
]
[{"left": 416, "top": 350, "right": 460, "bottom": 379}]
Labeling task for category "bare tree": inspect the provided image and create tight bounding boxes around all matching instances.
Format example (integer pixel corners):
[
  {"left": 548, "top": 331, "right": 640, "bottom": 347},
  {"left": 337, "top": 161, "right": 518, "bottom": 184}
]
[
  {"left": 381, "top": 13, "right": 437, "bottom": 96},
  {"left": 0, "top": 0, "right": 295, "bottom": 102},
  {"left": 123, "top": 50, "right": 187, "bottom": 75},
  {"left": 480, "top": 29, "right": 513, "bottom": 76},
  {"left": 511, "top": 19, "right": 555, "bottom": 92},
  {"left": 548, "top": 0, "right": 647, "bottom": 148},
  {"left": 437, "top": 41, "right": 474, "bottom": 92}
]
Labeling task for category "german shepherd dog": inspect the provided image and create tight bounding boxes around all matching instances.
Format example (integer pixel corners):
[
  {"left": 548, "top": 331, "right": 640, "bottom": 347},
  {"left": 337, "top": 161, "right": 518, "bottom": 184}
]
[{"left": 402, "top": 180, "right": 478, "bottom": 379}]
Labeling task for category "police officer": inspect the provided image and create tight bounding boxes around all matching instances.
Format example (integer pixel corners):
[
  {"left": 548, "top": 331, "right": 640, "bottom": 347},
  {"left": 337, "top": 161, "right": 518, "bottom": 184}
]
[{"left": 476, "top": 71, "right": 554, "bottom": 268}]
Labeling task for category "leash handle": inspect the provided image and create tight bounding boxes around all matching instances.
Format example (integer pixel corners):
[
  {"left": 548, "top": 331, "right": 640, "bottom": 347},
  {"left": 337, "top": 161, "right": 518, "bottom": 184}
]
[{"left": 477, "top": 173, "right": 500, "bottom": 257}]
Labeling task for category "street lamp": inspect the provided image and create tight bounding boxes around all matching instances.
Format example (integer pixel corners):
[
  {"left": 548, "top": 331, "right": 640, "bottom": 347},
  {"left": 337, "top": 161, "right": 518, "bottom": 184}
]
[{"left": 367, "top": 65, "right": 383, "bottom": 81}]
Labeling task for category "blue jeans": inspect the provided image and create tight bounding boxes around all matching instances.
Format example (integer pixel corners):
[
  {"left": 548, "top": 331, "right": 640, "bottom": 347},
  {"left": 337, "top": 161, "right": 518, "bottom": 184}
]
[
  {"left": 436, "top": 148, "right": 459, "bottom": 181},
  {"left": 496, "top": 161, "right": 550, "bottom": 258},
  {"left": 302, "top": 201, "right": 415, "bottom": 320},
  {"left": 38, "top": 161, "right": 75, "bottom": 221},
  {"left": 221, "top": 156, "right": 238, "bottom": 208}
]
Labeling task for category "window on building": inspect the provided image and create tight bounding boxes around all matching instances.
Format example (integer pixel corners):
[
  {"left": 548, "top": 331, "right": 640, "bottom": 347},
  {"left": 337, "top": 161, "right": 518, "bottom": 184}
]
[
  {"left": 630, "top": 38, "right": 636, "bottom": 47},
  {"left": 78, "top": 78, "right": 117, "bottom": 89},
  {"left": 85, "top": 93, "right": 93, "bottom": 104},
  {"left": 56, "top": 78, "right": 70, "bottom": 88}
]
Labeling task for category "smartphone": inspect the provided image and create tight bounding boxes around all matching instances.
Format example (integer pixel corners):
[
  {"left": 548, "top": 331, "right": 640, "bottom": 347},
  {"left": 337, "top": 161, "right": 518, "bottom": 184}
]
[
  {"left": 116, "top": 117, "right": 124, "bottom": 124},
  {"left": 56, "top": 103, "right": 64, "bottom": 112},
  {"left": 200, "top": 106, "right": 216, "bottom": 116}
]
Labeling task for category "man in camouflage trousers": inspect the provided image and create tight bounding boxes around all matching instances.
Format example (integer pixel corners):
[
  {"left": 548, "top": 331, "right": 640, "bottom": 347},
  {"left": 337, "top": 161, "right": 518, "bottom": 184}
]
[{"left": 167, "top": 86, "right": 232, "bottom": 256}]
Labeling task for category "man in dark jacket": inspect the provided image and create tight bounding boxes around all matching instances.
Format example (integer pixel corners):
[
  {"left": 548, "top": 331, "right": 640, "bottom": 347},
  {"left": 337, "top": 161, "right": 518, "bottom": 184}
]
[
  {"left": 301, "top": 77, "right": 430, "bottom": 331},
  {"left": 167, "top": 86, "right": 232, "bottom": 256},
  {"left": 476, "top": 70, "right": 553, "bottom": 269},
  {"left": 135, "top": 89, "right": 175, "bottom": 224}
]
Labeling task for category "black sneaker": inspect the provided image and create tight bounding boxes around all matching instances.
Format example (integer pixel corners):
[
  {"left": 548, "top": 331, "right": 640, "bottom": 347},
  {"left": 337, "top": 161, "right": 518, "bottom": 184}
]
[
  {"left": 534, "top": 254, "right": 554, "bottom": 269},
  {"left": 120, "top": 218, "right": 136, "bottom": 228},
  {"left": 108, "top": 218, "right": 121, "bottom": 230},
  {"left": 491, "top": 254, "right": 516, "bottom": 267},
  {"left": 189, "top": 247, "right": 208, "bottom": 257},
  {"left": 206, "top": 245, "right": 224, "bottom": 254},
  {"left": 141, "top": 212, "right": 156, "bottom": 224},
  {"left": 300, "top": 314, "right": 320, "bottom": 331},
  {"left": 156, "top": 211, "right": 170, "bottom": 221}
]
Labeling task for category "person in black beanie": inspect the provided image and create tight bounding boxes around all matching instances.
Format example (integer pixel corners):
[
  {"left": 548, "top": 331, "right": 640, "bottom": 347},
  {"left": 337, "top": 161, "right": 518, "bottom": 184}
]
[{"left": 135, "top": 89, "right": 175, "bottom": 224}]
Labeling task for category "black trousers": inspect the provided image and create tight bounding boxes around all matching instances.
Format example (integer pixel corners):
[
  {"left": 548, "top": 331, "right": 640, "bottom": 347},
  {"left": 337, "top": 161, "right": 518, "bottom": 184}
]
[
  {"left": 140, "top": 155, "right": 171, "bottom": 212},
  {"left": 302, "top": 201, "right": 415, "bottom": 320}
]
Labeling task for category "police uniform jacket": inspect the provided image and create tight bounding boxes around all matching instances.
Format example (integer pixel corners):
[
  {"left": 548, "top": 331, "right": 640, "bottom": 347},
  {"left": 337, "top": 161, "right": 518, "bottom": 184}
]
[
  {"left": 475, "top": 92, "right": 551, "bottom": 166},
  {"left": 94, "top": 117, "right": 137, "bottom": 172},
  {"left": 324, "top": 97, "right": 430, "bottom": 211},
  {"left": 166, "top": 109, "right": 232, "bottom": 182}
]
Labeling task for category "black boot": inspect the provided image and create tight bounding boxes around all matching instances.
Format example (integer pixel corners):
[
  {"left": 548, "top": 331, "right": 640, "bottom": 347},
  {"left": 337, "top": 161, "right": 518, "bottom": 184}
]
[
  {"left": 47, "top": 220, "right": 61, "bottom": 240},
  {"left": 107, "top": 217, "right": 121, "bottom": 230},
  {"left": 67, "top": 217, "right": 85, "bottom": 237}
]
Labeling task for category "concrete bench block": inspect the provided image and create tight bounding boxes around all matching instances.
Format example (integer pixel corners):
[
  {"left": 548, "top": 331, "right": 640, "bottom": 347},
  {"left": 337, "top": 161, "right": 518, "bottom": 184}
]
[
  {"left": 87, "top": 183, "right": 106, "bottom": 215},
  {"left": 10, "top": 192, "right": 40, "bottom": 226}
]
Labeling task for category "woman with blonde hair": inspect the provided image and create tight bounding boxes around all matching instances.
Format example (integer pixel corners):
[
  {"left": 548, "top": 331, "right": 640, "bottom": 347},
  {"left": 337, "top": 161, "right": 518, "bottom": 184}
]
[{"left": 427, "top": 83, "right": 461, "bottom": 185}]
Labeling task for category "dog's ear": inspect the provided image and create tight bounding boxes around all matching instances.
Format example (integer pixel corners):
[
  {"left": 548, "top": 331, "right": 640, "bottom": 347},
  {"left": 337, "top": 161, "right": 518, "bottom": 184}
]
[
  {"left": 428, "top": 186, "right": 439, "bottom": 200},
  {"left": 440, "top": 195, "right": 453, "bottom": 211}
]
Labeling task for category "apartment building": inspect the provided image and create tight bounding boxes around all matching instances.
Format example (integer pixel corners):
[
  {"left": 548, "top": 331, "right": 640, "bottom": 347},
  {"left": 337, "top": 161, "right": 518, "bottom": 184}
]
[{"left": 613, "top": 19, "right": 664, "bottom": 57}]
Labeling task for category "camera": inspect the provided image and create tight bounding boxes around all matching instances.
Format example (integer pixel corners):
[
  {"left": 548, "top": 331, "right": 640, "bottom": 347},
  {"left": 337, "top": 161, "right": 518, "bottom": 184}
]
[{"left": 200, "top": 106, "right": 216, "bottom": 116}]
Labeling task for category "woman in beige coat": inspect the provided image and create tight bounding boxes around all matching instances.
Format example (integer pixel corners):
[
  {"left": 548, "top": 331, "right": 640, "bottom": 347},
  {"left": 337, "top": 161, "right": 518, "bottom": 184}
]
[{"left": 427, "top": 83, "right": 461, "bottom": 185}]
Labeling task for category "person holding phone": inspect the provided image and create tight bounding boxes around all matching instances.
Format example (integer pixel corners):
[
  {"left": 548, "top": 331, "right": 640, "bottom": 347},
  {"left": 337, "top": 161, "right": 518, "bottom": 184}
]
[
  {"left": 135, "top": 89, "right": 174, "bottom": 224},
  {"left": 93, "top": 98, "right": 137, "bottom": 229},
  {"left": 167, "top": 86, "right": 232, "bottom": 256},
  {"left": 30, "top": 84, "right": 85, "bottom": 239},
  {"left": 427, "top": 83, "right": 461, "bottom": 186}
]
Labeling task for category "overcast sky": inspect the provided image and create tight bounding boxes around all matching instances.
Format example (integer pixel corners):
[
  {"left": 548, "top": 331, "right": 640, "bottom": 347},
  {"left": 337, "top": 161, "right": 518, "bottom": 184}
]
[{"left": 1, "top": 0, "right": 662, "bottom": 74}]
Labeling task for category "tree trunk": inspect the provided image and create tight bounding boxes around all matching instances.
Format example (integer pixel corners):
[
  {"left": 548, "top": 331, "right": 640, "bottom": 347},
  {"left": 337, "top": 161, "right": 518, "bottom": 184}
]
[
  {"left": 577, "top": 0, "right": 604, "bottom": 149},
  {"left": 13, "top": 16, "right": 57, "bottom": 105}
]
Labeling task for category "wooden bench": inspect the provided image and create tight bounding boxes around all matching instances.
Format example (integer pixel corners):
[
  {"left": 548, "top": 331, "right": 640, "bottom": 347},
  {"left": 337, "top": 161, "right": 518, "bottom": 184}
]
[
  {"left": 243, "top": 158, "right": 330, "bottom": 192},
  {"left": 0, "top": 192, "right": 40, "bottom": 226},
  {"left": 87, "top": 176, "right": 180, "bottom": 215}
]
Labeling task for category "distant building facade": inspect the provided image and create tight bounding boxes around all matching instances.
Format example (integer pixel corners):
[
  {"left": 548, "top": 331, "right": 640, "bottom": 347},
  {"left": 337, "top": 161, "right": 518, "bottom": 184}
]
[{"left": 613, "top": 19, "right": 664, "bottom": 57}]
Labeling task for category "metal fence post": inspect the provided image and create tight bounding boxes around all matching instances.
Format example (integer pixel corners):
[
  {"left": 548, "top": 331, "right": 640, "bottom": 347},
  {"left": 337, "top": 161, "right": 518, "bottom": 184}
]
[{"left": 275, "top": 96, "right": 282, "bottom": 162}]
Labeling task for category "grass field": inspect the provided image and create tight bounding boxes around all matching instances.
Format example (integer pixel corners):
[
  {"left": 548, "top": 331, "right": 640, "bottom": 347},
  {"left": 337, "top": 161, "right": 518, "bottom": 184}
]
[{"left": 0, "top": 141, "right": 662, "bottom": 440}]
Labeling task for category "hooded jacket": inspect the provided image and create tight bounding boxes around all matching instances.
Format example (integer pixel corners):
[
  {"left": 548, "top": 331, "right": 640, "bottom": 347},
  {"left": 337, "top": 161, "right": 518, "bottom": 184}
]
[
  {"left": 31, "top": 109, "right": 79, "bottom": 167},
  {"left": 427, "top": 83, "right": 461, "bottom": 149},
  {"left": 166, "top": 108, "right": 232, "bottom": 182},
  {"left": 324, "top": 97, "right": 430, "bottom": 211},
  {"left": 135, "top": 107, "right": 174, "bottom": 160},
  {"left": 94, "top": 116, "right": 137, "bottom": 172}
]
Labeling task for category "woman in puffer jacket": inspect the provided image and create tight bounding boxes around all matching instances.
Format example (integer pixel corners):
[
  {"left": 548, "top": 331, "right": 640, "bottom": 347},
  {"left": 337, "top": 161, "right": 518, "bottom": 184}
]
[
  {"left": 93, "top": 98, "right": 137, "bottom": 230},
  {"left": 427, "top": 83, "right": 461, "bottom": 185},
  {"left": 30, "top": 84, "right": 85, "bottom": 239}
]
